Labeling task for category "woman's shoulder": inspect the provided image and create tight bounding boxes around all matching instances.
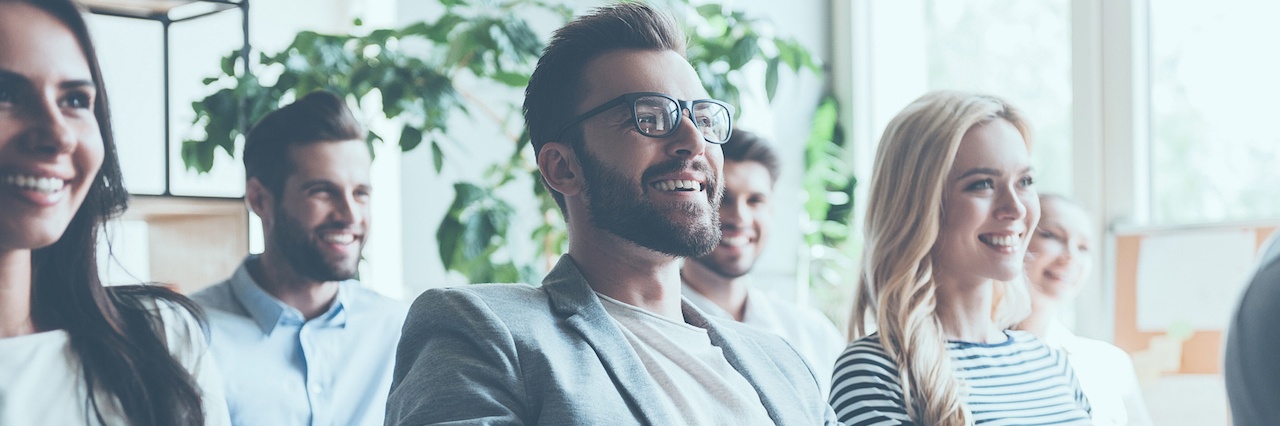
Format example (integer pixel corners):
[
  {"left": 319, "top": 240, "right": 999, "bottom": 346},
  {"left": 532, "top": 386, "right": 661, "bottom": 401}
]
[
  {"left": 832, "top": 333, "right": 903, "bottom": 381},
  {"left": 107, "top": 285, "right": 209, "bottom": 364}
]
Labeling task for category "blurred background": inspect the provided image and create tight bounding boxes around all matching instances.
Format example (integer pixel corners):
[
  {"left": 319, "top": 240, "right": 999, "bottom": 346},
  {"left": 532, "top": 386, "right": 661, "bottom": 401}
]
[{"left": 82, "top": 0, "right": 1278, "bottom": 424}]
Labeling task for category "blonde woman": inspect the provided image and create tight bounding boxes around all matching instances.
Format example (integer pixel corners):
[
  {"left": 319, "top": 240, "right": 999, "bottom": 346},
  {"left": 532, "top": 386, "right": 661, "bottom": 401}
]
[{"left": 828, "top": 91, "right": 1091, "bottom": 425}]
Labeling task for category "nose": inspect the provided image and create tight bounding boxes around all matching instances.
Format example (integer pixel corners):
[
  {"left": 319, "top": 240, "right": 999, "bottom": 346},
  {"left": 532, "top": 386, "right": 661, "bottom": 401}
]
[
  {"left": 720, "top": 196, "right": 745, "bottom": 229},
  {"left": 993, "top": 186, "right": 1028, "bottom": 222},
  {"left": 20, "top": 96, "right": 78, "bottom": 155},
  {"left": 330, "top": 192, "right": 361, "bottom": 226},
  {"left": 665, "top": 108, "right": 708, "bottom": 159}
]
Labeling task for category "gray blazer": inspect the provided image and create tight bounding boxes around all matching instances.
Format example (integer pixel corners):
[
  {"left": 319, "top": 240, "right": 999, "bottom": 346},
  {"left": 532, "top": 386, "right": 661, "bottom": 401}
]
[{"left": 386, "top": 255, "right": 840, "bottom": 425}]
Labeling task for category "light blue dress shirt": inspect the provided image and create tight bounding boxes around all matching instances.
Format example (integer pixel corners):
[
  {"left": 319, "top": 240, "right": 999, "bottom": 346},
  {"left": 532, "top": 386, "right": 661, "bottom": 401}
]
[{"left": 192, "top": 256, "right": 409, "bottom": 426}]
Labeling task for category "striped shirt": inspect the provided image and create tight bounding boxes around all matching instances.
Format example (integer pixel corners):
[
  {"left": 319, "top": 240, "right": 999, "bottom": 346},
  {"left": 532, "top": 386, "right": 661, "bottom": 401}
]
[{"left": 829, "top": 330, "right": 1092, "bottom": 426}]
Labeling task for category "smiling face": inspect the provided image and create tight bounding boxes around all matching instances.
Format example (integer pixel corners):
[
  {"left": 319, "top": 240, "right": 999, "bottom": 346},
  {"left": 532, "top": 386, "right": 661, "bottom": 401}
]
[
  {"left": 691, "top": 160, "right": 773, "bottom": 278},
  {"left": 932, "top": 118, "right": 1040, "bottom": 286},
  {"left": 0, "top": 2, "right": 104, "bottom": 252},
  {"left": 265, "top": 140, "right": 372, "bottom": 282},
  {"left": 574, "top": 49, "right": 724, "bottom": 257},
  {"left": 1025, "top": 197, "right": 1093, "bottom": 303}
]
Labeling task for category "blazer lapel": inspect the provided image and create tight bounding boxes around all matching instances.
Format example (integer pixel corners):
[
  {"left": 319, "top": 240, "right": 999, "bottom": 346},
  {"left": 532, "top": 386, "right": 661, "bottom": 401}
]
[
  {"left": 541, "top": 256, "right": 679, "bottom": 426},
  {"left": 683, "top": 301, "right": 805, "bottom": 425}
]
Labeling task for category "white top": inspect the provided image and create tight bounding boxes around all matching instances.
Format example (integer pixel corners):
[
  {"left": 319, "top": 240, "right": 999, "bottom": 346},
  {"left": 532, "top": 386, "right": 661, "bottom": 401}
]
[
  {"left": 0, "top": 298, "right": 231, "bottom": 426},
  {"left": 682, "top": 284, "right": 845, "bottom": 396},
  {"left": 597, "top": 293, "right": 775, "bottom": 426},
  {"left": 1045, "top": 320, "right": 1153, "bottom": 426}
]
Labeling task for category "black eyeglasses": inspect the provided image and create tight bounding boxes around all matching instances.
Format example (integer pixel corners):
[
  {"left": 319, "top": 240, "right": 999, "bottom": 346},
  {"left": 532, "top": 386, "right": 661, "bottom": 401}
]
[{"left": 555, "top": 92, "right": 735, "bottom": 144}]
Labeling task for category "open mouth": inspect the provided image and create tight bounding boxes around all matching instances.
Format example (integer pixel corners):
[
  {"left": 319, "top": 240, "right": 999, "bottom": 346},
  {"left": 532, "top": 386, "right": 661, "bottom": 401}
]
[
  {"left": 1, "top": 174, "right": 66, "bottom": 195},
  {"left": 978, "top": 234, "right": 1021, "bottom": 249},
  {"left": 650, "top": 179, "right": 705, "bottom": 192},
  {"left": 720, "top": 235, "right": 752, "bottom": 247},
  {"left": 320, "top": 233, "right": 357, "bottom": 245}
]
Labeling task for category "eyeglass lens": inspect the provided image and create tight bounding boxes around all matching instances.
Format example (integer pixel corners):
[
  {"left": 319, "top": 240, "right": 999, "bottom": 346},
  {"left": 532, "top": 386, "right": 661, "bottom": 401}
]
[{"left": 633, "top": 95, "right": 731, "bottom": 143}]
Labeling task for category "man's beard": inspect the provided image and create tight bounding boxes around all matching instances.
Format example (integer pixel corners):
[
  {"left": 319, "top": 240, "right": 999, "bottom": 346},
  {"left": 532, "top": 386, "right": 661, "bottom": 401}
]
[
  {"left": 272, "top": 204, "right": 361, "bottom": 282},
  {"left": 578, "top": 148, "right": 722, "bottom": 257}
]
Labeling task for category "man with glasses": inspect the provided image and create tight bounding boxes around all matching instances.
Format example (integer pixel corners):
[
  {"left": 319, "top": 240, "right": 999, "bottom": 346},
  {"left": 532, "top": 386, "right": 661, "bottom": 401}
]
[{"left": 385, "top": 3, "right": 837, "bottom": 425}]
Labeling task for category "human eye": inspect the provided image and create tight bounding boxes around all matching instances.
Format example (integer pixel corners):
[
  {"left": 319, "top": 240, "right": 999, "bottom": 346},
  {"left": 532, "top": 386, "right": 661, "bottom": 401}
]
[
  {"left": 1019, "top": 175, "right": 1035, "bottom": 187},
  {"left": 0, "top": 83, "right": 12, "bottom": 104},
  {"left": 1078, "top": 242, "right": 1091, "bottom": 253},
  {"left": 965, "top": 179, "right": 994, "bottom": 191},
  {"left": 60, "top": 90, "right": 93, "bottom": 110},
  {"left": 1037, "top": 228, "right": 1058, "bottom": 240}
]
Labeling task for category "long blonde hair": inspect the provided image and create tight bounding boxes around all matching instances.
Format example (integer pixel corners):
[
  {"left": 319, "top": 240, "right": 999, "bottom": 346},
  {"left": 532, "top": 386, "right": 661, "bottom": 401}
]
[{"left": 849, "top": 91, "right": 1033, "bottom": 426}]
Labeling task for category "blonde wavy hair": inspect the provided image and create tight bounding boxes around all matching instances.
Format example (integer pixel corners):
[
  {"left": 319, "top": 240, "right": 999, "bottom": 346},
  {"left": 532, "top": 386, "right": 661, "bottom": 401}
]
[{"left": 849, "top": 91, "right": 1034, "bottom": 426}]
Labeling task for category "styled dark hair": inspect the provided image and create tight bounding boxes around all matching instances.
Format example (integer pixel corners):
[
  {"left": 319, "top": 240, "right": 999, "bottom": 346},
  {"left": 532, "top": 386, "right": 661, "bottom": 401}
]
[
  {"left": 18, "top": 0, "right": 208, "bottom": 424},
  {"left": 523, "top": 2, "right": 687, "bottom": 213},
  {"left": 721, "top": 129, "right": 781, "bottom": 184},
  {"left": 242, "top": 91, "right": 364, "bottom": 196}
]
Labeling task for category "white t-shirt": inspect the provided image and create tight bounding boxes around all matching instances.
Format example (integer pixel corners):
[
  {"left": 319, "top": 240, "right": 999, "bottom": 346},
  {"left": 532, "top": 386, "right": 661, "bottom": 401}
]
[
  {"left": 0, "top": 299, "right": 231, "bottom": 426},
  {"left": 682, "top": 284, "right": 845, "bottom": 396},
  {"left": 1044, "top": 320, "right": 1152, "bottom": 426},
  {"left": 597, "top": 293, "right": 775, "bottom": 426}
]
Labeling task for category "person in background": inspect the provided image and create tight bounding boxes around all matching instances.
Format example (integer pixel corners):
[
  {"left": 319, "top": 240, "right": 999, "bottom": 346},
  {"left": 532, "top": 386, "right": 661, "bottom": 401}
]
[
  {"left": 829, "top": 91, "right": 1091, "bottom": 425},
  {"left": 385, "top": 3, "right": 837, "bottom": 424},
  {"left": 680, "top": 128, "right": 845, "bottom": 396},
  {"left": 192, "top": 91, "right": 407, "bottom": 426},
  {"left": 1224, "top": 230, "right": 1280, "bottom": 426},
  {"left": 1017, "top": 194, "right": 1151, "bottom": 426},
  {"left": 0, "top": 0, "right": 229, "bottom": 424}
]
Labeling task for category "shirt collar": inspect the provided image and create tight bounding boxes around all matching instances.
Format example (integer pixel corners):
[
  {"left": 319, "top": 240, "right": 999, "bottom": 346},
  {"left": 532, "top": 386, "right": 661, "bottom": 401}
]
[{"left": 228, "top": 255, "right": 352, "bottom": 335}]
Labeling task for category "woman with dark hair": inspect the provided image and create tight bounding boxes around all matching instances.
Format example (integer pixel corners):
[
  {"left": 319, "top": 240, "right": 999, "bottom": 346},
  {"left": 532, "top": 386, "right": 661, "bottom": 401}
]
[{"left": 0, "top": 0, "right": 230, "bottom": 424}]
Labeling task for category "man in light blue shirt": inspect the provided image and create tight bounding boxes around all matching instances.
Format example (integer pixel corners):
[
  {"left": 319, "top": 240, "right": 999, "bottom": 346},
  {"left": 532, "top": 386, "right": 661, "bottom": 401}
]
[{"left": 193, "top": 91, "right": 408, "bottom": 426}]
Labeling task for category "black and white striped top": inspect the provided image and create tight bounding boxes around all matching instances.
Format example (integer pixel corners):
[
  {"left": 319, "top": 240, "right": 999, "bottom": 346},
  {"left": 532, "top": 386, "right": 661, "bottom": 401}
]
[{"left": 829, "top": 330, "right": 1092, "bottom": 426}]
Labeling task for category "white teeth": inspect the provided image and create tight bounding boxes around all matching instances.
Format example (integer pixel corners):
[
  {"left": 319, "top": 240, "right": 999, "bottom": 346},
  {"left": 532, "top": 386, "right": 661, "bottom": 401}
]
[
  {"left": 321, "top": 233, "right": 355, "bottom": 244},
  {"left": 651, "top": 179, "right": 701, "bottom": 192},
  {"left": 2, "top": 174, "right": 65, "bottom": 194},
  {"left": 981, "top": 235, "right": 1020, "bottom": 247},
  {"left": 721, "top": 235, "right": 750, "bottom": 247}
]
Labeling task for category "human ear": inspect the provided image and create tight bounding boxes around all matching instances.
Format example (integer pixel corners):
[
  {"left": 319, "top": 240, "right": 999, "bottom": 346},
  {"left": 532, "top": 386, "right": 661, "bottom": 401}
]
[
  {"left": 245, "top": 177, "right": 275, "bottom": 225},
  {"left": 538, "top": 142, "right": 584, "bottom": 197}
]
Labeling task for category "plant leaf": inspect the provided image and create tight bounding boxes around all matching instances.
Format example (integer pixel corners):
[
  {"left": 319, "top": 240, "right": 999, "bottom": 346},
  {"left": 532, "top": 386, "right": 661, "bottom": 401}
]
[
  {"left": 399, "top": 124, "right": 423, "bottom": 151},
  {"left": 432, "top": 140, "right": 444, "bottom": 174}
]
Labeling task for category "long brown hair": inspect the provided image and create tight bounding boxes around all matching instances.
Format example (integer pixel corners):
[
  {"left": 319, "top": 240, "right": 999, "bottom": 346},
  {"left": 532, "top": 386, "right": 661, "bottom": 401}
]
[{"left": 14, "top": 0, "right": 207, "bottom": 424}]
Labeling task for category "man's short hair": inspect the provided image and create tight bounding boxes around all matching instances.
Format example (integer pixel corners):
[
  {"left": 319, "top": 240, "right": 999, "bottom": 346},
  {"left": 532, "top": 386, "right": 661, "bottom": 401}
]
[
  {"left": 722, "top": 129, "right": 781, "bottom": 184},
  {"left": 243, "top": 91, "right": 364, "bottom": 196},
  {"left": 523, "top": 2, "right": 687, "bottom": 213}
]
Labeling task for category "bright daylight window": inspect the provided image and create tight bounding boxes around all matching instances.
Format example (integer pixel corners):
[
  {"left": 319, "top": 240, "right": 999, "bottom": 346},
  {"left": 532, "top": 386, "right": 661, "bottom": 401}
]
[
  {"left": 924, "top": 0, "right": 1073, "bottom": 196},
  {"left": 1150, "top": 0, "right": 1280, "bottom": 225}
]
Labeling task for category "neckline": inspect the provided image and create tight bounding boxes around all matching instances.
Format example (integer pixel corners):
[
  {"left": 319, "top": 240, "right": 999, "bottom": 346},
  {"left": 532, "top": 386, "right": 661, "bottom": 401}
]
[{"left": 947, "top": 330, "right": 1016, "bottom": 348}]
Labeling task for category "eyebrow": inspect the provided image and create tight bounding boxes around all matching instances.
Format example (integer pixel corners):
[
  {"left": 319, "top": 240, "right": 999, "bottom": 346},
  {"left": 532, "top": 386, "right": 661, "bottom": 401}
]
[
  {"left": 0, "top": 68, "right": 96, "bottom": 90},
  {"left": 60, "top": 80, "right": 95, "bottom": 91},
  {"left": 954, "top": 166, "right": 1035, "bottom": 181}
]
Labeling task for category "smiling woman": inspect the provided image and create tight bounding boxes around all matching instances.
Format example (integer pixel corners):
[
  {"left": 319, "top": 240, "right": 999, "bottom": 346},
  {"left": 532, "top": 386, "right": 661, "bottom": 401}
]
[
  {"left": 829, "top": 91, "right": 1091, "bottom": 426},
  {"left": 0, "top": 0, "right": 229, "bottom": 425}
]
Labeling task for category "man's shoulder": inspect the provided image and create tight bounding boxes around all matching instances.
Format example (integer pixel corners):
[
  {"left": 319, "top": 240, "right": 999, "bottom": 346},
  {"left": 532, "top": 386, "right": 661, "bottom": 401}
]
[
  {"left": 756, "top": 293, "right": 840, "bottom": 331},
  {"left": 189, "top": 280, "right": 244, "bottom": 317},
  {"left": 342, "top": 281, "right": 411, "bottom": 318},
  {"left": 405, "top": 283, "right": 552, "bottom": 326}
]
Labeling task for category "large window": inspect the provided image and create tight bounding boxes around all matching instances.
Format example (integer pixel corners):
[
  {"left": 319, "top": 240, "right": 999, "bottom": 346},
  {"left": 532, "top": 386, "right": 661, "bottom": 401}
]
[
  {"left": 924, "top": 0, "right": 1073, "bottom": 195},
  {"left": 1150, "top": 0, "right": 1280, "bottom": 225},
  {"left": 856, "top": 0, "right": 1073, "bottom": 197}
]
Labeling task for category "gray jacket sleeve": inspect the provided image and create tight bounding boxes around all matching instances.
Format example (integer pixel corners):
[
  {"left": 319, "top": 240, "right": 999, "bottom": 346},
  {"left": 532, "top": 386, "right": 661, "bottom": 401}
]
[
  {"left": 1226, "top": 259, "right": 1280, "bottom": 426},
  {"left": 385, "top": 288, "right": 529, "bottom": 425}
]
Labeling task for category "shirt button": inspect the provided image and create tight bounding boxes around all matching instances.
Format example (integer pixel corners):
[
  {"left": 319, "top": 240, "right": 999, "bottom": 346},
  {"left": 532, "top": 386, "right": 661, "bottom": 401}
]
[{"left": 310, "top": 383, "right": 323, "bottom": 394}]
